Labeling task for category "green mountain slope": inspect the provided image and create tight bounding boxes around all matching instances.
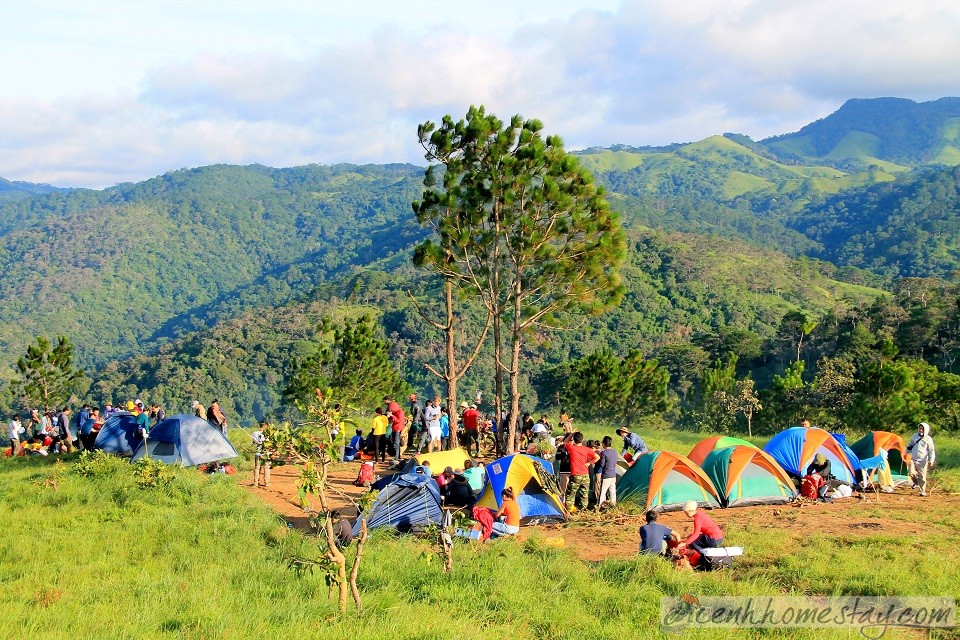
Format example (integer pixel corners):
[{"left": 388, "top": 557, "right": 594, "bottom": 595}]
[
  {"left": 789, "top": 165, "right": 960, "bottom": 279},
  {"left": 0, "top": 163, "right": 425, "bottom": 368},
  {"left": 761, "top": 97, "right": 960, "bottom": 168},
  {"left": 0, "top": 175, "right": 69, "bottom": 203},
  {"left": 90, "top": 228, "right": 883, "bottom": 423}
]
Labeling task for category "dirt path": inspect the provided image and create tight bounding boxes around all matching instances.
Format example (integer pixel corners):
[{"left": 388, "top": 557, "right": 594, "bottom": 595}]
[{"left": 241, "top": 459, "right": 960, "bottom": 562}]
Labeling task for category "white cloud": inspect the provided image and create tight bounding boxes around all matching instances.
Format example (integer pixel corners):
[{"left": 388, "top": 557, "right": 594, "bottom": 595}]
[{"left": 2, "top": 0, "right": 960, "bottom": 187}]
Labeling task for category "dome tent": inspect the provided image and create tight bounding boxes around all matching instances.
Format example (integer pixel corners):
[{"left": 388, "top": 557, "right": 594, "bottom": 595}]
[
  {"left": 475, "top": 454, "right": 566, "bottom": 524},
  {"left": 700, "top": 445, "right": 796, "bottom": 508},
  {"left": 763, "top": 426, "right": 857, "bottom": 484},
  {"left": 354, "top": 471, "right": 444, "bottom": 535},
  {"left": 688, "top": 435, "right": 759, "bottom": 466},
  {"left": 93, "top": 412, "right": 141, "bottom": 455},
  {"left": 130, "top": 414, "right": 238, "bottom": 467},
  {"left": 617, "top": 451, "right": 721, "bottom": 512},
  {"left": 850, "top": 431, "right": 910, "bottom": 479}
]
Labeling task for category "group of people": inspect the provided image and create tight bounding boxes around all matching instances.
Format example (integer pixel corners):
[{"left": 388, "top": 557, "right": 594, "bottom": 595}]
[
  {"left": 5, "top": 400, "right": 162, "bottom": 457},
  {"left": 5, "top": 397, "right": 231, "bottom": 457}
]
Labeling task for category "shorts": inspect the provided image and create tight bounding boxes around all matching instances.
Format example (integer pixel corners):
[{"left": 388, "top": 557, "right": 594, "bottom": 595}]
[{"left": 429, "top": 426, "right": 442, "bottom": 442}]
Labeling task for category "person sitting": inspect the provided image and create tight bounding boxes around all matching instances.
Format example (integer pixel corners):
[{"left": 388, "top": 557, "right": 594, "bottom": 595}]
[
  {"left": 491, "top": 487, "right": 521, "bottom": 537},
  {"left": 462, "top": 460, "right": 485, "bottom": 496},
  {"left": 445, "top": 470, "right": 475, "bottom": 508},
  {"left": 638, "top": 510, "right": 674, "bottom": 555},
  {"left": 678, "top": 501, "right": 723, "bottom": 559},
  {"left": 332, "top": 510, "right": 354, "bottom": 549},
  {"left": 344, "top": 429, "right": 364, "bottom": 462},
  {"left": 805, "top": 453, "right": 833, "bottom": 480},
  {"left": 353, "top": 462, "right": 375, "bottom": 488}
]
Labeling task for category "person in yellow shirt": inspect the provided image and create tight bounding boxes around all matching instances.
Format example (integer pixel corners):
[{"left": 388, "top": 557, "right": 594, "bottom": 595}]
[{"left": 371, "top": 407, "right": 389, "bottom": 464}]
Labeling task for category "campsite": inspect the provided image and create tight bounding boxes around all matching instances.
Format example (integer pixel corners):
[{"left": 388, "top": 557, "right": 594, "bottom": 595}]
[{"left": 3, "top": 424, "right": 955, "bottom": 640}]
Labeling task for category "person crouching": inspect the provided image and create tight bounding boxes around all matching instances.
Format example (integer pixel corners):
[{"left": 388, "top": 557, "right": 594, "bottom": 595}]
[{"left": 678, "top": 500, "right": 723, "bottom": 557}]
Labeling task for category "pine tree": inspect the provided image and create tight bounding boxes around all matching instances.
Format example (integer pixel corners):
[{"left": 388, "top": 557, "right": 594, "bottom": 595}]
[{"left": 13, "top": 336, "right": 85, "bottom": 410}]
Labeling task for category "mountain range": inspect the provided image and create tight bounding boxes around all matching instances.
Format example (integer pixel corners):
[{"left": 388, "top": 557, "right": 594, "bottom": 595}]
[{"left": 1, "top": 96, "right": 958, "bottom": 419}]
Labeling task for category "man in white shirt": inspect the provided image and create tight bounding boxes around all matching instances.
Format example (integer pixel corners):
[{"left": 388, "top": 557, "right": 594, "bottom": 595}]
[{"left": 424, "top": 397, "right": 442, "bottom": 453}]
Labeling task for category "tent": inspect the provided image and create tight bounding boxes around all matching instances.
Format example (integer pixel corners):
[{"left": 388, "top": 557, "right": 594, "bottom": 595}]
[
  {"left": 413, "top": 447, "right": 475, "bottom": 474},
  {"left": 700, "top": 445, "right": 796, "bottom": 507},
  {"left": 354, "top": 471, "right": 444, "bottom": 534},
  {"left": 130, "top": 414, "right": 238, "bottom": 466},
  {"left": 617, "top": 451, "right": 721, "bottom": 512},
  {"left": 475, "top": 454, "right": 566, "bottom": 524},
  {"left": 688, "top": 436, "right": 759, "bottom": 466},
  {"left": 851, "top": 431, "right": 910, "bottom": 478},
  {"left": 93, "top": 412, "right": 141, "bottom": 455},
  {"left": 763, "top": 427, "right": 857, "bottom": 484}
]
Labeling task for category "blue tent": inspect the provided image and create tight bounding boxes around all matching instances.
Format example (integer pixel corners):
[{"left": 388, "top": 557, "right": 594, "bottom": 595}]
[
  {"left": 476, "top": 454, "right": 566, "bottom": 524},
  {"left": 354, "top": 471, "right": 443, "bottom": 534},
  {"left": 93, "top": 412, "right": 141, "bottom": 455},
  {"left": 130, "top": 414, "right": 238, "bottom": 467},
  {"left": 763, "top": 426, "right": 857, "bottom": 484}
]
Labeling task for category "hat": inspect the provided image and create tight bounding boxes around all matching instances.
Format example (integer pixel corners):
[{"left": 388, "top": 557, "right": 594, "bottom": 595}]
[
  {"left": 683, "top": 500, "right": 698, "bottom": 514},
  {"left": 459, "top": 402, "right": 469, "bottom": 409},
  {"left": 470, "top": 404, "right": 477, "bottom": 409},
  {"left": 192, "top": 401, "right": 200, "bottom": 408},
  {"left": 135, "top": 399, "right": 143, "bottom": 405},
  {"left": 616, "top": 426, "right": 628, "bottom": 434}
]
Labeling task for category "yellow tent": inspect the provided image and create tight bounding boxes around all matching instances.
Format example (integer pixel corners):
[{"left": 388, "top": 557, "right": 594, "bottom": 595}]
[{"left": 414, "top": 447, "right": 474, "bottom": 473}]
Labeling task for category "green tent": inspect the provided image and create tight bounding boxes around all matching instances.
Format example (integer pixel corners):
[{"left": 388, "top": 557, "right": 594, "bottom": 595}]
[
  {"left": 617, "top": 451, "right": 721, "bottom": 512},
  {"left": 700, "top": 445, "right": 796, "bottom": 508},
  {"left": 688, "top": 435, "right": 759, "bottom": 466}
]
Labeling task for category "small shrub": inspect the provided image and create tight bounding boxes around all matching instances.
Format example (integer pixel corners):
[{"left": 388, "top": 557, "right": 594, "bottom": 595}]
[
  {"left": 74, "top": 450, "right": 124, "bottom": 478},
  {"left": 131, "top": 457, "right": 176, "bottom": 489}
]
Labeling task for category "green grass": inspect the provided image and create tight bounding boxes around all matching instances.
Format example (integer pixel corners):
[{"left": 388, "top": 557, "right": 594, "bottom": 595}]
[{"left": 2, "top": 432, "right": 959, "bottom": 639}]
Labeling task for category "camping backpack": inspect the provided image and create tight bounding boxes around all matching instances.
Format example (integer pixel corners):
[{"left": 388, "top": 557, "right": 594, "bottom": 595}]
[{"left": 800, "top": 473, "right": 822, "bottom": 500}]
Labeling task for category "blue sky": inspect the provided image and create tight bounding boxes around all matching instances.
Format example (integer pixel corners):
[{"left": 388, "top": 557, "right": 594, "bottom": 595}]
[{"left": 2, "top": 0, "right": 959, "bottom": 188}]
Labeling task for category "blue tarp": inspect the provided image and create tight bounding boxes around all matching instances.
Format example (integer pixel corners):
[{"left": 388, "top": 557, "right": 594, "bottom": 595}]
[
  {"left": 130, "top": 414, "right": 238, "bottom": 466},
  {"left": 93, "top": 412, "right": 141, "bottom": 455},
  {"left": 354, "top": 472, "right": 443, "bottom": 534}
]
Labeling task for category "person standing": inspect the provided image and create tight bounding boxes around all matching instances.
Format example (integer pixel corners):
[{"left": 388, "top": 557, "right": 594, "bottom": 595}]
[
  {"left": 616, "top": 426, "right": 648, "bottom": 458},
  {"left": 56, "top": 406, "right": 73, "bottom": 453},
  {"left": 424, "top": 397, "right": 442, "bottom": 454},
  {"left": 382, "top": 397, "right": 405, "bottom": 463},
  {"left": 596, "top": 436, "right": 619, "bottom": 508},
  {"left": 563, "top": 432, "right": 599, "bottom": 512},
  {"left": 150, "top": 403, "right": 165, "bottom": 425},
  {"left": 207, "top": 399, "right": 228, "bottom": 437},
  {"left": 461, "top": 403, "right": 480, "bottom": 456},
  {"left": 906, "top": 422, "right": 936, "bottom": 497},
  {"left": 408, "top": 394, "right": 424, "bottom": 454},
  {"left": 8, "top": 415, "right": 23, "bottom": 456},
  {"left": 75, "top": 404, "right": 91, "bottom": 450},
  {"left": 371, "top": 407, "right": 389, "bottom": 465},
  {"left": 439, "top": 407, "right": 450, "bottom": 451},
  {"left": 136, "top": 405, "right": 151, "bottom": 444}
]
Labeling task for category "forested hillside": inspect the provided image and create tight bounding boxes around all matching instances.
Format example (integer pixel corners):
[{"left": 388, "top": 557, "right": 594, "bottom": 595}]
[
  {"left": 89, "top": 227, "right": 882, "bottom": 422},
  {"left": 0, "top": 163, "right": 425, "bottom": 367}
]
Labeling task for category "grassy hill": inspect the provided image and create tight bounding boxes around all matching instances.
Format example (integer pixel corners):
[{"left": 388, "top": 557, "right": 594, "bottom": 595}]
[{"left": 760, "top": 97, "right": 960, "bottom": 168}]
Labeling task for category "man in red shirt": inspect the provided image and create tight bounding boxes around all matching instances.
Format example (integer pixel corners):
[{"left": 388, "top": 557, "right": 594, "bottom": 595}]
[
  {"left": 460, "top": 403, "right": 480, "bottom": 456},
  {"left": 564, "top": 432, "right": 599, "bottom": 512},
  {"left": 678, "top": 500, "right": 724, "bottom": 556},
  {"left": 383, "top": 396, "right": 406, "bottom": 463}
]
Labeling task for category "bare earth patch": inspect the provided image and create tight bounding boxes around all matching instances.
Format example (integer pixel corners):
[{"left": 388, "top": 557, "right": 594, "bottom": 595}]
[{"left": 241, "top": 459, "right": 959, "bottom": 562}]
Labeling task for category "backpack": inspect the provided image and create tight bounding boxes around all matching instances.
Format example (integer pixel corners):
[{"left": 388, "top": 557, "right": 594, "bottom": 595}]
[{"left": 800, "top": 473, "right": 822, "bottom": 500}]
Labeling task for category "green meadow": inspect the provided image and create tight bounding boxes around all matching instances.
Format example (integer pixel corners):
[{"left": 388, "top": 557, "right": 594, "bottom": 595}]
[{"left": 1, "top": 430, "right": 958, "bottom": 639}]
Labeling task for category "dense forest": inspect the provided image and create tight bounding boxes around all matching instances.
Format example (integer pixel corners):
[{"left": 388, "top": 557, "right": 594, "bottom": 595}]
[{"left": 1, "top": 97, "right": 959, "bottom": 433}]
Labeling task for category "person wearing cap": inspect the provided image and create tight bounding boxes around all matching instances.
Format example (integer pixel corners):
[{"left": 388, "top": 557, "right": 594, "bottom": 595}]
[
  {"left": 616, "top": 427, "right": 648, "bottom": 458},
  {"left": 805, "top": 453, "right": 832, "bottom": 480},
  {"left": 461, "top": 402, "right": 480, "bottom": 456},
  {"left": 678, "top": 501, "right": 723, "bottom": 557},
  {"left": 192, "top": 400, "right": 206, "bottom": 420},
  {"left": 906, "top": 422, "right": 936, "bottom": 497}
]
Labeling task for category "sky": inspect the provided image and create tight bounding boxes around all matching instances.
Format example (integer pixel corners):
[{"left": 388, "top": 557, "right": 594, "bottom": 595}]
[{"left": 3, "top": 0, "right": 960, "bottom": 188}]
